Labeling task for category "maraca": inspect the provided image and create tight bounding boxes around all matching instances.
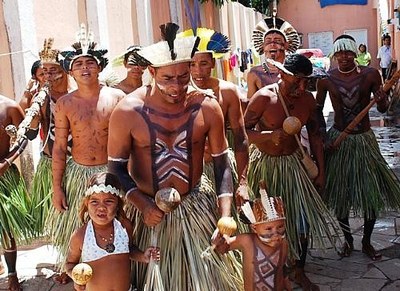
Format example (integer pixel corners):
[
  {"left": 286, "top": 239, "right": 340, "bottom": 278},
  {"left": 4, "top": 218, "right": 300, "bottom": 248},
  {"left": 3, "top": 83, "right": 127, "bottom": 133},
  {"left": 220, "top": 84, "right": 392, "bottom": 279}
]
[
  {"left": 72, "top": 263, "right": 93, "bottom": 285},
  {"left": 217, "top": 216, "right": 237, "bottom": 236},
  {"left": 155, "top": 187, "right": 181, "bottom": 213},
  {"left": 282, "top": 116, "right": 302, "bottom": 135}
]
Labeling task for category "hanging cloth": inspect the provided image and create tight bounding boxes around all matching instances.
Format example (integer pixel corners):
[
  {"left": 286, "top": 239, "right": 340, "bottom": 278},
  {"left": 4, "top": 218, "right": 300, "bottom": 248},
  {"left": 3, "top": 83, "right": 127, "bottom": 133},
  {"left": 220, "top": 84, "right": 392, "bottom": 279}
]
[{"left": 183, "top": 0, "right": 201, "bottom": 35}]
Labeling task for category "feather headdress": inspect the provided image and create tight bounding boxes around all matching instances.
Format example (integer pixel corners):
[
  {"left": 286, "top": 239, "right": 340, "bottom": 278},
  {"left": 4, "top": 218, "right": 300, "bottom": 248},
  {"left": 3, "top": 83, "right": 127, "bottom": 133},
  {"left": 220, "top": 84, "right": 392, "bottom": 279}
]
[
  {"left": 38, "top": 38, "right": 60, "bottom": 64},
  {"left": 136, "top": 22, "right": 200, "bottom": 68},
  {"left": 58, "top": 23, "right": 108, "bottom": 72},
  {"left": 111, "top": 45, "right": 142, "bottom": 67},
  {"left": 178, "top": 28, "right": 231, "bottom": 59},
  {"left": 252, "top": 16, "right": 300, "bottom": 55},
  {"left": 241, "top": 184, "right": 285, "bottom": 225}
]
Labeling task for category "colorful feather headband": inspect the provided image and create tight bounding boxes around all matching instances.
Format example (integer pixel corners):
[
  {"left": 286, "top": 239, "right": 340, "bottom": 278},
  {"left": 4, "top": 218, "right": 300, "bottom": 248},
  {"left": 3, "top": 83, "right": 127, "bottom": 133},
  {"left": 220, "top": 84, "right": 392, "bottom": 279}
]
[
  {"left": 178, "top": 28, "right": 231, "bottom": 59},
  {"left": 135, "top": 22, "right": 200, "bottom": 67},
  {"left": 241, "top": 189, "right": 285, "bottom": 225}
]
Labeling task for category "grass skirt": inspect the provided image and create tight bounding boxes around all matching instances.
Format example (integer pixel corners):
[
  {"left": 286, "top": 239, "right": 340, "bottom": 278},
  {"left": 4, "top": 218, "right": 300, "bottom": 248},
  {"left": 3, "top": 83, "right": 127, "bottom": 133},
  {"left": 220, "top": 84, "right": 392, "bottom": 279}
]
[
  {"left": 128, "top": 177, "right": 243, "bottom": 291},
  {"left": 29, "top": 155, "right": 53, "bottom": 236},
  {"left": 0, "top": 164, "right": 33, "bottom": 248},
  {"left": 325, "top": 128, "right": 400, "bottom": 219},
  {"left": 47, "top": 159, "right": 107, "bottom": 265},
  {"left": 248, "top": 146, "right": 339, "bottom": 259}
]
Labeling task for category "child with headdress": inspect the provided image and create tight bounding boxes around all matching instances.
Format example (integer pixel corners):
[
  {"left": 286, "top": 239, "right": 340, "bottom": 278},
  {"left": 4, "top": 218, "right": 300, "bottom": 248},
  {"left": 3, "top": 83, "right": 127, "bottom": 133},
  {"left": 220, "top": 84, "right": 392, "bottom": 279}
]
[
  {"left": 221, "top": 183, "right": 292, "bottom": 291},
  {"left": 65, "top": 172, "right": 160, "bottom": 291}
]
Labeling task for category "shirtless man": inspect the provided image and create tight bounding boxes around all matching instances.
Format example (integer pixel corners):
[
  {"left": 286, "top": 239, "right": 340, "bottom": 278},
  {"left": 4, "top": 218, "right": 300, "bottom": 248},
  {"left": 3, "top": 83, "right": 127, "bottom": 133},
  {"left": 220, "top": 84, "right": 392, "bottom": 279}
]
[
  {"left": 245, "top": 54, "right": 337, "bottom": 291},
  {"left": 187, "top": 28, "right": 248, "bottom": 205},
  {"left": 108, "top": 22, "right": 242, "bottom": 291},
  {"left": 50, "top": 25, "right": 125, "bottom": 282},
  {"left": 246, "top": 15, "right": 300, "bottom": 100},
  {"left": 113, "top": 46, "right": 146, "bottom": 94},
  {"left": 19, "top": 39, "right": 71, "bottom": 236},
  {"left": 0, "top": 95, "right": 31, "bottom": 291},
  {"left": 316, "top": 34, "right": 400, "bottom": 261}
]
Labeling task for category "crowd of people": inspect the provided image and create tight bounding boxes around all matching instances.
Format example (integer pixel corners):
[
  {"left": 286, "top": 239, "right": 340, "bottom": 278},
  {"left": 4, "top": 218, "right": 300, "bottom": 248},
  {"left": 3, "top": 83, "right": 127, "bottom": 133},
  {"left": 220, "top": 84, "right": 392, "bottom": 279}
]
[{"left": 0, "top": 12, "right": 399, "bottom": 291}]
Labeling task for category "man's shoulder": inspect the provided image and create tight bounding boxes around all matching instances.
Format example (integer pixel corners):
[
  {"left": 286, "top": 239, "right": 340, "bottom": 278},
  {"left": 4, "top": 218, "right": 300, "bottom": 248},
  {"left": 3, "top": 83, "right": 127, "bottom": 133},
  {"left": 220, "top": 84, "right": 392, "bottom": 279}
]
[{"left": 249, "top": 65, "right": 262, "bottom": 73}]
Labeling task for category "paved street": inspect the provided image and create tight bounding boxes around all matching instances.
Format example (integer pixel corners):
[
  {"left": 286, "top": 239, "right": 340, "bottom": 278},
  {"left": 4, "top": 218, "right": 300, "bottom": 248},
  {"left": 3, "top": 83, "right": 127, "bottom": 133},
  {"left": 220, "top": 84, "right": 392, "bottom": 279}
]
[{"left": 0, "top": 212, "right": 399, "bottom": 290}]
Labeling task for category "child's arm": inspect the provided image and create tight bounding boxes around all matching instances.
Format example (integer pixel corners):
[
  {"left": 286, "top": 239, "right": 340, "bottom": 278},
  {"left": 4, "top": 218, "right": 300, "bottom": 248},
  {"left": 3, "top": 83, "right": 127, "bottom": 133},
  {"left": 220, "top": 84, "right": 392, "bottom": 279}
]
[
  {"left": 130, "top": 245, "right": 160, "bottom": 263},
  {"left": 65, "top": 228, "right": 85, "bottom": 290},
  {"left": 121, "top": 217, "right": 160, "bottom": 263},
  {"left": 225, "top": 234, "right": 248, "bottom": 252}
]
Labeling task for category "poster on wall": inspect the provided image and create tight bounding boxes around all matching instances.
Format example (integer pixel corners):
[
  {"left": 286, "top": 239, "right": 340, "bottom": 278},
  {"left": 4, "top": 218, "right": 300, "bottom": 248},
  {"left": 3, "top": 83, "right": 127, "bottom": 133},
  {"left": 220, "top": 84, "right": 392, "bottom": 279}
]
[
  {"left": 320, "top": 0, "right": 367, "bottom": 8},
  {"left": 308, "top": 31, "right": 334, "bottom": 56}
]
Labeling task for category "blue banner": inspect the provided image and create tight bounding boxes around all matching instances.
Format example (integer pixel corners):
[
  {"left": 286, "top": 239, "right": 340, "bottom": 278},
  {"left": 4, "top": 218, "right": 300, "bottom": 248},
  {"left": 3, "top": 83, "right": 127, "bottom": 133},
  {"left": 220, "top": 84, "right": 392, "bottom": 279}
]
[{"left": 320, "top": 0, "right": 367, "bottom": 8}]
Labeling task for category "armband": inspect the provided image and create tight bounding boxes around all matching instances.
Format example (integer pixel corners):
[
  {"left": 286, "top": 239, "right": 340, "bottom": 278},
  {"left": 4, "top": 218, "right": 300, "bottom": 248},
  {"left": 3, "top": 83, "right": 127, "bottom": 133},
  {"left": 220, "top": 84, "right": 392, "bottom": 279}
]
[
  {"left": 108, "top": 157, "right": 137, "bottom": 194},
  {"left": 126, "top": 187, "right": 138, "bottom": 198},
  {"left": 4, "top": 158, "right": 12, "bottom": 166},
  {"left": 212, "top": 150, "right": 234, "bottom": 197},
  {"left": 211, "top": 148, "right": 229, "bottom": 158},
  {"left": 218, "top": 193, "right": 234, "bottom": 198}
]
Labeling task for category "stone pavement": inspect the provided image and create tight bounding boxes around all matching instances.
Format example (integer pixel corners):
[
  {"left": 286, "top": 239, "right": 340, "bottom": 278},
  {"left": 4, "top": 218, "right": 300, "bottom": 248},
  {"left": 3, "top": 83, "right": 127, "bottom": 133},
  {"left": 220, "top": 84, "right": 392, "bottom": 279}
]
[{"left": 0, "top": 212, "right": 399, "bottom": 290}]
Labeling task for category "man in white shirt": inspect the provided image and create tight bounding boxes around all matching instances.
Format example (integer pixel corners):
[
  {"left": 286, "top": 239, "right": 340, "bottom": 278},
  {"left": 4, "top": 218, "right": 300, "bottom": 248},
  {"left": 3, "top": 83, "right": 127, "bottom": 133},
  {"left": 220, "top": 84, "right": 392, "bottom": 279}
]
[{"left": 377, "top": 34, "right": 392, "bottom": 81}]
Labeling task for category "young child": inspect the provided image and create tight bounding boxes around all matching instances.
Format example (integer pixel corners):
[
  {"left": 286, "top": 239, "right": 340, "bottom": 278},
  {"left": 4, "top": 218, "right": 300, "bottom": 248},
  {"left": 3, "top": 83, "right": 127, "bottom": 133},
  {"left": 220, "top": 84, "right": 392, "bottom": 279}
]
[
  {"left": 223, "top": 189, "right": 291, "bottom": 291},
  {"left": 65, "top": 172, "right": 160, "bottom": 291}
]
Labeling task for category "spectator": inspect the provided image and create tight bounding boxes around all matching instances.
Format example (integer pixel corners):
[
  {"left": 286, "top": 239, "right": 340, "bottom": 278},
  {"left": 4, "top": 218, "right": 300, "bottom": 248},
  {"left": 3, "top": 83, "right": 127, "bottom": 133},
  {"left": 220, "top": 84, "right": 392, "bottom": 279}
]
[
  {"left": 377, "top": 35, "right": 392, "bottom": 81},
  {"left": 356, "top": 44, "right": 371, "bottom": 66}
]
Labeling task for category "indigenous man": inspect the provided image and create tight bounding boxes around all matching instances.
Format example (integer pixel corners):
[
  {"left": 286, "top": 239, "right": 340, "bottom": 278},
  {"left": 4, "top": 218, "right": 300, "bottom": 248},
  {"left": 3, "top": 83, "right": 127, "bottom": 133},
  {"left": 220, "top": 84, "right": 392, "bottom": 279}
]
[
  {"left": 0, "top": 95, "right": 32, "bottom": 291},
  {"left": 19, "top": 39, "right": 70, "bottom": 236},
  {"left": 245, "top": 54, "right": 338, "bottom": 291},
  {"left": 50, "top": 24, "right": 125, "bottom": 283},
  {"left": 113, "top": 45, "right": 146, "bottom": 94},
  {"left": 316, "top": 34, "right": 400, "bottom": 260},
  {"left": 108, "top": 23, "right": 243, "bottom": 291},
  {"left": 246, "top": 14, "right": 300, "bottom": 100},
  {"left": 181, "top": 27, "right": 249, "bottom": 205}
]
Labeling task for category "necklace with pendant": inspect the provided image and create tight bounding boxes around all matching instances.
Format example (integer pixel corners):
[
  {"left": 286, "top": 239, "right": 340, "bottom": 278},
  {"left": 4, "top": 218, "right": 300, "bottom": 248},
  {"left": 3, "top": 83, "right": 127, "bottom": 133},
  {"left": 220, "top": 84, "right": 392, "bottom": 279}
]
[{"left": 97, "top": 231, "right": 115, "bottom": 253}]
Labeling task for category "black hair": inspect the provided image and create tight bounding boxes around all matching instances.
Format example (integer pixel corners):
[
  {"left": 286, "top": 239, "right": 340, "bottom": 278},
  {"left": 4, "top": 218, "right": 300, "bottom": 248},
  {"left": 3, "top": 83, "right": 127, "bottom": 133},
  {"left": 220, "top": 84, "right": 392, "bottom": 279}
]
[
  {"left": 358, "top": 43, "right": 367, "bottom": 50},
  {"left": 334, "top": 34, "right": 356, "bottom": 42},
  {"left": 284, "top": 54, "right": 312, "bottom": 77},
  {"left": 87, "top": 172, "right": 122, "bottom": 190},
  {"left": 31, "top": 60, "right": 42, "bottom": 77},
  {"left": 383, "top": 34, "right": 391, "bottom": 41}
]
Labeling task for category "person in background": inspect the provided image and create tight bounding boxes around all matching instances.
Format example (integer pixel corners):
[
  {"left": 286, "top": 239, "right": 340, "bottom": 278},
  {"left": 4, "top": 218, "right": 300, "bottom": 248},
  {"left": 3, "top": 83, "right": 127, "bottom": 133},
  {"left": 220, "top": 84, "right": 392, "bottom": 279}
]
[
  {"left": 180, "top": 27, "right": 249, "bottom": 207},
  {"left": 246, "top": 12, "right": 300, "bottom": 101},
  {"left": 377, "top": 34, "right": 392, "bottom": 81},
  {"left": 112, "top": 46, "right": 146, "bottom": 94},
  {"left": 356, "top": 44, "right": 371, "bottom": 66}
]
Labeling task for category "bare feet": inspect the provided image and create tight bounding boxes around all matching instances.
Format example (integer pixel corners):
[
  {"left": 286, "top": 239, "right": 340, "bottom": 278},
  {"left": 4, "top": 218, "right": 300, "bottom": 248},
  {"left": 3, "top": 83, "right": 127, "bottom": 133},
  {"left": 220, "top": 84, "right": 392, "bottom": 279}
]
[
  {"left": 362, "top": 243, "right": 382, "bottom": 261},
  {"left": 8, "top": 273, "right": 22, "bottom": 291},
  {"left": 294, "top": 268, "right": 320, "bottom": 291},
  {"left": 338, "top": 241, "right": 354, "bottom": 258},
  {"left": 0, "top": 262, "right": 5, "bottom": 275},
  {"left": 53, "top": 272, "right": 70, "bottom": 284}
]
